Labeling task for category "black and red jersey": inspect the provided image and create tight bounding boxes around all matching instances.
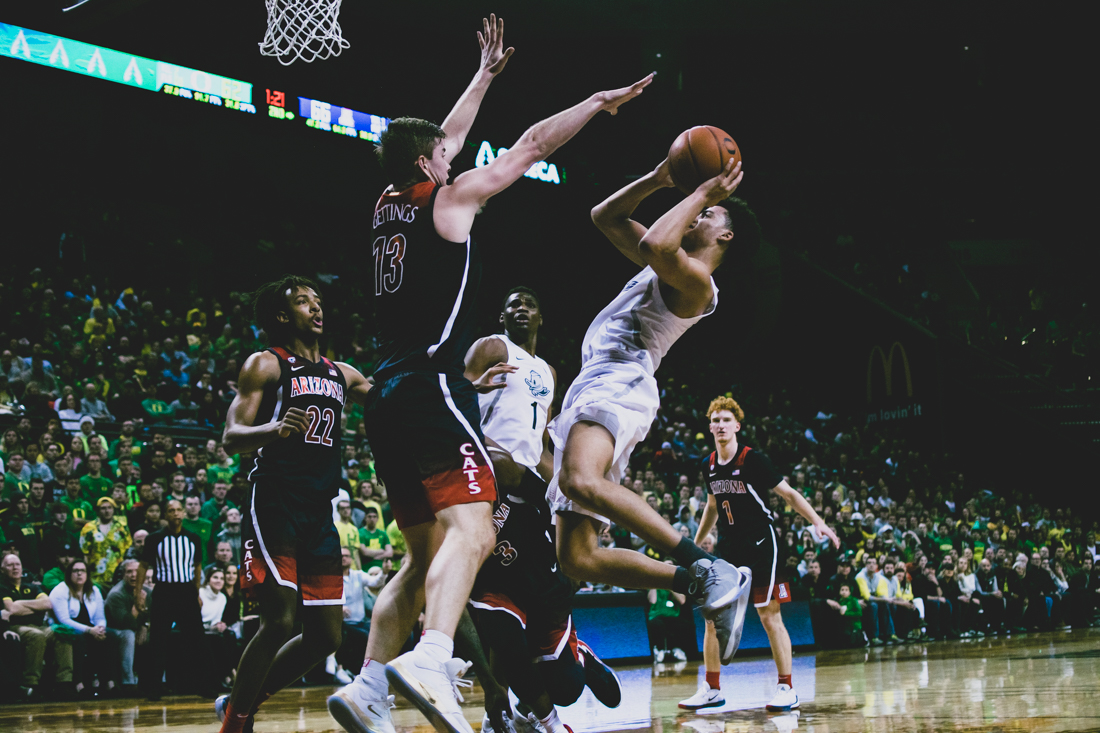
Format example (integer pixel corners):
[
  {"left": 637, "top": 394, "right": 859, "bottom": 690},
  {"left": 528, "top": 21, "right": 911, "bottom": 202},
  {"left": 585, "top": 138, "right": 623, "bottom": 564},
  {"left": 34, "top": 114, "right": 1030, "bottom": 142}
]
[
  {"left": 704, "top": 444, "right": 784, "bottom": 541},
  {"left": 249, "top": 347, "right": 346, "bottom": 499},
  {"left": 371, "top": 181, "right": 483, "bottom": 382},
  {"left": 472, "top": 475, "right": 572, "bottom": 614}
]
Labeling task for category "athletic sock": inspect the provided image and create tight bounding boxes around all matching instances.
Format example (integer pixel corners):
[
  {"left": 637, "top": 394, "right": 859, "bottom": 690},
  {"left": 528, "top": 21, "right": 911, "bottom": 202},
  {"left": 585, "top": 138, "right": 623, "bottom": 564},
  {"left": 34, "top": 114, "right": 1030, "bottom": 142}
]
[
  {"left": 778, "top": 674, "right": 792, "bottom": 687},
  {"left": 539, "top": 708, "right": 566, "bottom": 733},
  {"left": 416, "top": 629, "right": 455, "bottom": 666},
  {"left": 673, "top": 566, "right": 694, "bottom": 596},
  {"left": 219, "top": 703, "right": 251, "bottom": 733},
  {"left": 357, "top": 658, "right": 389, "bottom": 698},
  {"left": 670, "top": 536, "right": 713, "bottom": 568},
  {"left": 706, "top": 671, "right": 721, "bottom": 690}
]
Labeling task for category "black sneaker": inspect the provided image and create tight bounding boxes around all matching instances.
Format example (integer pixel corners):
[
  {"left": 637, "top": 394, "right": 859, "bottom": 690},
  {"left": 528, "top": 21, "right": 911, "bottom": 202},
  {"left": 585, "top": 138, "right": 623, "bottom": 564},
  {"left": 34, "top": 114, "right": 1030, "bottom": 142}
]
[{"left": 578, "top": 639, "right": 621, "bottom": 708}]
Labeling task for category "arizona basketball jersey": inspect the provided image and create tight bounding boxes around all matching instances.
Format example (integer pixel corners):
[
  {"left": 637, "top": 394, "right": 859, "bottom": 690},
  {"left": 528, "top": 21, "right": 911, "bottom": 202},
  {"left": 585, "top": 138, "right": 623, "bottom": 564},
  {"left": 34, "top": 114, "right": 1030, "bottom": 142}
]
[
  {"left": 704, "top": 445, "right": 783, "bottom": 540},
  {"left": 478, "top": 335, "right": 554, "bottom": 471},
  {"left": 248, "top": 347, "right": 347, "bottom": 498},
  {"left": 371, "top": 181, "right": 482, "bottom": 382},
  {"left": 580, "top": 266, "right": 718, "bottom": 377}
]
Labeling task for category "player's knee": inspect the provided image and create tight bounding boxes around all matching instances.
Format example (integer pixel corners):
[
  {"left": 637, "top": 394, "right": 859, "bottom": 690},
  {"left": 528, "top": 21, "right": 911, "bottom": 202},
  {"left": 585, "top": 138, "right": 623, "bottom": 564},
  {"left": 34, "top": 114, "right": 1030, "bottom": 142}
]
[
  {"left": 558, "top": 467, "right": 602, "bottom": 509},
  {"left": 558, "top": 541, "right": 597, "bottom": 580},
  {"left": 312, "top": 622, "right": 344, "bottom": 656},
  {"left": 260, "top": 608, "right": 296, "bottom": 640}
]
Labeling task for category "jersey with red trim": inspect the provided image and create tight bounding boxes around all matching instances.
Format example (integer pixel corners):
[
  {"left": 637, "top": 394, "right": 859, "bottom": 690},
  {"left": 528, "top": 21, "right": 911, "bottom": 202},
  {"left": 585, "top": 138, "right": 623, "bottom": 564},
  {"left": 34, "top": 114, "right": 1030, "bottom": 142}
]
[
  {"left": 249, "top": 347, "right": 347, "bottom": 498},
  {"left": 704, "top": 445, "right": 784, "bottom": 540},
  {"left": 371, "top": 181, "right": 482, "bottom": 382},
  {"left": 472, "top": 481, "right": 573, "bottom": 614}
]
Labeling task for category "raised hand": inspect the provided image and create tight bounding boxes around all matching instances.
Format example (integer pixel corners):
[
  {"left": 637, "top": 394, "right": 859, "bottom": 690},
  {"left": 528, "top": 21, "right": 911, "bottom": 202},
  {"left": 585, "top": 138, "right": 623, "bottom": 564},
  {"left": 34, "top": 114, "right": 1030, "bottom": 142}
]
[
  {"left": 695, "top": 158, "right": 743, "bottom": 207},
  {"left": 478, "top": 14, "right": 514, "bottom": 76},
  {"left": 278, "top": 406, "right": 310, "bottom": 438},
  {"left": 597, "top": 73, "right": 655, "bottom": 116}
]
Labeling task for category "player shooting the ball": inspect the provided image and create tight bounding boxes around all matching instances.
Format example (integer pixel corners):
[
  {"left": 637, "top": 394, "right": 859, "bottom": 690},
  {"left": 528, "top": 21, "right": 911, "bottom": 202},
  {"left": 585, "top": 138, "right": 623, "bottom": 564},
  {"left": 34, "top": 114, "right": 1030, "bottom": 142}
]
[{"left": 547, "top": 149, "right": 763, "bottom": 665}]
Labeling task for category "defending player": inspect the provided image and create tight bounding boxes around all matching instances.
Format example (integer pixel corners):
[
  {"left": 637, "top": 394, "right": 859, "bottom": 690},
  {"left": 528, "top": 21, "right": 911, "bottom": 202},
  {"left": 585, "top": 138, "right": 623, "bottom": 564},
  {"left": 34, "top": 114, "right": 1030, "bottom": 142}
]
[
  {"left": 464, "top": 287, "right": 621, "bottom": 733},
  {"left": 215, "top": 276, "right": 372, "bottom": 733},
  {"left": 547, "top": 155, "right": 755, "bottom": 664},
  {"left": 679, "top": 397, "right": 839, "bottom": 713},
  {"left": 328, "top": 15, "right": 654, "bottom": 733}
]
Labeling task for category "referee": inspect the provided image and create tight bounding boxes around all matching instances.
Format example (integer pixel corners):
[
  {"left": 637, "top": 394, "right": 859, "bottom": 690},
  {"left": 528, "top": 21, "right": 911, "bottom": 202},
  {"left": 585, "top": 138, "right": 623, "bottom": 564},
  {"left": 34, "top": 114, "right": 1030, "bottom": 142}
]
[{"left": 136, "top": 498, "right": 205, "bottom": 700}]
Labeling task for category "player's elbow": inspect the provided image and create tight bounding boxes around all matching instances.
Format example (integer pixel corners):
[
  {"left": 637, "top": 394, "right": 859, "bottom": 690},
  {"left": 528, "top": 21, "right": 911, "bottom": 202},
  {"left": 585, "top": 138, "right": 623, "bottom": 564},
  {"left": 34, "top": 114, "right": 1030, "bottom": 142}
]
[{"left": 638, "top": 236, "right": 676, "bottom": 261}]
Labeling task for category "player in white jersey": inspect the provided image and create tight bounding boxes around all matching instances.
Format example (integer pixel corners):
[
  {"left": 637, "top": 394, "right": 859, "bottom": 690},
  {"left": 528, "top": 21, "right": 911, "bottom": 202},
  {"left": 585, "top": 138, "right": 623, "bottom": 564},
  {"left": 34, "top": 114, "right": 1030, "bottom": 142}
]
[
  {"left": 547, "top": 155, "right": 761, "bottom": 663},
  {"left": 466, "top": 286, "right": 556, "bottom": 486}
]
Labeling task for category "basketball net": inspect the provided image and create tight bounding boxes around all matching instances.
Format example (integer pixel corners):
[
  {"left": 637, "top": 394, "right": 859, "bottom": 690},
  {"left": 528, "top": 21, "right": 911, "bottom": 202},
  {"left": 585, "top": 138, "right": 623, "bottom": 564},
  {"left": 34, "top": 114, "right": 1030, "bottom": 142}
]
[{"left": 259, "top": 0, "right": 349, "bottom": 65}]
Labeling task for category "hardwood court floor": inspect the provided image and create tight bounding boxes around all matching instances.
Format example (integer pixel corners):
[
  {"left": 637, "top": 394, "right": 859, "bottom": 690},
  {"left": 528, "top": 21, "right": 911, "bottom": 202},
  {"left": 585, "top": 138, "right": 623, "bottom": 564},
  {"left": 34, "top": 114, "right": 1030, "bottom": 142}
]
[{"left": 3, "top": 628, "right": 1098, "bottom": 732}]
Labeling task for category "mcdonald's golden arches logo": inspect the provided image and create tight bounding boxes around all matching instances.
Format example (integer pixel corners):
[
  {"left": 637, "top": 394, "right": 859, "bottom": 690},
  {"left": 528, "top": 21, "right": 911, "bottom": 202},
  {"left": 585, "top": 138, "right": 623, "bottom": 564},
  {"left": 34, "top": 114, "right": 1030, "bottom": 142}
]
[{"left": 867, "top": 342, "right": 912, "bottom": 403}]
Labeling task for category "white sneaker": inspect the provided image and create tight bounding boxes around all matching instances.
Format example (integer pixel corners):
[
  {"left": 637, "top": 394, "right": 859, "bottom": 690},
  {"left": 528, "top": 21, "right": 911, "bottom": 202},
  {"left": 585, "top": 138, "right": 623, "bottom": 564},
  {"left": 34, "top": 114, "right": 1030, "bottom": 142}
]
[
  {"left": 327, "top": 680, "right": 397, "bottom": 733},
  {"left": 678, "top": 684, "right": 725, "bottom": 710},
  {"left": 765, "top": 683, "right": 799, "bottom": 712},
  {"left": 652, "top": 646, "right": 666, "bottom": 663},
  {"left": 386, "top": 651, "right": 475, "bottom": 733},
  {"left": 671, "top": 647, "right": 687, "bottom": 662},
  {"left": 326, "top": 653, "right": 339, "bottom": 675},
  {"left": 215, "top": 694, "right": 229, "bottom": 722}
]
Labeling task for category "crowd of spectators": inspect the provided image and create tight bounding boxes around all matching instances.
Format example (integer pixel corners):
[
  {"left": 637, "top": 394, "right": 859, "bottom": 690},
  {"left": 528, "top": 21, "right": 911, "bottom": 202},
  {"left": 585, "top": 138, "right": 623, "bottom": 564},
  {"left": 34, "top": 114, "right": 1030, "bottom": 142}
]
[
  {"left": 611, "top": 382, "right": 1100, "bottom": 657},
  {"left": 1, "top": 264, "right": 1097, "bottom": 704}
]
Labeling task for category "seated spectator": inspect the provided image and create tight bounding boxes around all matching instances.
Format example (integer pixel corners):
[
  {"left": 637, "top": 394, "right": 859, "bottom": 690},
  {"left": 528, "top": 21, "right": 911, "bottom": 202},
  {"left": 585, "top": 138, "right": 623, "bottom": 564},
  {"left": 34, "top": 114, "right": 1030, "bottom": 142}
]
[
  {"left": 2, "top": 452, "right": 31, "bottom": 501},
  {"left": 974, "top": 557, "right": 1007, "bottom": 634},
  {"left": 170, "top": 387, "right": 200, "bottom": 426},
  {"left": 1065, "top": 556, "right": 1098, "bottom": 628},
  {"left": 357, "top": 507, "right": 392, "bottom": 570},
  {"left": 104, "top": 559, "right": 149, "bottom": 693},
  {"left": 214, "top": 509, "right": 243, "bottom": 565},
  {"left": 182, "top": 495, "right": 213, "bottom": 565},
  {"left": 1, "top": 552, "right": 55, "bottom": 699},
  {"left": 835, "top": 584, "right": 865, "bottom": 647},
  {"left": 59, "top": 477, "right": 94, "bottom": 534},
  {"left": 199, "top": 567, "right": 235, "bottom": 693},
  {"left": 4, "top": 494, "right": 43, "bottom": 576},
  {"left": 49, "top": 559, "right": 117, "bottom": 698},
  {"left": 912, "top": 565, "right": 955, "bottom": 640},
  {"left": 79, "top": 497, "right": 132, "bottom": 592},
  {"left": 885, "top": 562, "right": 919, "bottom": 639},
  {"left": 80, "top": 382, "right": 114, "bottom": 421},
  {"left": 200, "top": 481, "right": 237, "bottom": 525},
  {"left": 205, "top": 542, "right": 235, "bottom": 577},
  {"left": 335, "top": 500, "right": 361, "bottom": 570},
  {"left": 855, "top": 557, "right": 897, "bottom": 644},
  {"left": 953, "top": 557, "right": 984, "bottom": 636},
  {"left": 221, "top": 564, "right": 242, "bottom": 636},
  {"left": 335, "top": 547, "right": 376, "bottom": 677}
]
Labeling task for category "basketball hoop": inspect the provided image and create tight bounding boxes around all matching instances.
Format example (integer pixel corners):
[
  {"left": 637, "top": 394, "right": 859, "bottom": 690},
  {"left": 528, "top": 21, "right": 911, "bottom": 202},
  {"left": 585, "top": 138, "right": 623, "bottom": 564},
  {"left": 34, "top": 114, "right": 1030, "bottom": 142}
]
[{"left": 259, "top": 0, "right": 349, "bottom": 65}]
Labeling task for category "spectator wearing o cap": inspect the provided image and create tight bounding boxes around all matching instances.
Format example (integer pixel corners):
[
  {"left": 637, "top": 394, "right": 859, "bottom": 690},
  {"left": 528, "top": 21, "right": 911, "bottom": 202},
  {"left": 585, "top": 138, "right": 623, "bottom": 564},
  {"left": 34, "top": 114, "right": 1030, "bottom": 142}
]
[{"left": 79, "top": 497, "right": 132, "bottom": 592}]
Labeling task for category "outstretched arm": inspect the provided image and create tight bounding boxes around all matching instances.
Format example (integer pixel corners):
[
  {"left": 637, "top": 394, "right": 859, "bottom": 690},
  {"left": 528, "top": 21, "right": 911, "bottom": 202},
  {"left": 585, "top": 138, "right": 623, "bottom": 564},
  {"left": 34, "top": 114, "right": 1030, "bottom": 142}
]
[
  {"left": 775, "top": 481, "right": 840, "bottom": 549},
  {"left": 435, "top": 73, "right": 654, "bottom": 242},
  {"left": 591, "top": 158, "right": 675, "bottom": 266},
  {"left": 441, "top": 14, "right": 514, "bottom": 164}
]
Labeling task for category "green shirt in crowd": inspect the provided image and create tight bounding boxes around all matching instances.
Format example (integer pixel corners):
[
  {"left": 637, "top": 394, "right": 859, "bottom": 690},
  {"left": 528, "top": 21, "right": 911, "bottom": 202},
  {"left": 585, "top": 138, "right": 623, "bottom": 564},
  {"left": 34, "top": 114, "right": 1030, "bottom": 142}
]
[
  {"left": 80, "top": 474, "right": 114, "bottom": 503},
  {"left": 181, "top": 516, "right": 213, "bottom": 564},
  {"left": 358, "top": 526, "right": 391, "bottom": 570}
]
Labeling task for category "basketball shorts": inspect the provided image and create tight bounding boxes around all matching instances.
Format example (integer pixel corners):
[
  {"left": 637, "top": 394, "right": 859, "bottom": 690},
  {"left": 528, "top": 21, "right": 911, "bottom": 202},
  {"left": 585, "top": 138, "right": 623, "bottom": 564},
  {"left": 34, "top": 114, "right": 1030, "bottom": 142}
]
[
  {"left": 241, "top": 483, "right": 344, "bottom": 605},
  {"left": 363, "top": 371, "right": 496, "bottom": 529},
  {"left": 546, "top": 360, "right": 659, "bottom": 527},
  {"left": 716, "top": 529, "right": 791, "bottom": 608},
  {"left": 468, "top": 592, "right": 580, "bottom": 665}
]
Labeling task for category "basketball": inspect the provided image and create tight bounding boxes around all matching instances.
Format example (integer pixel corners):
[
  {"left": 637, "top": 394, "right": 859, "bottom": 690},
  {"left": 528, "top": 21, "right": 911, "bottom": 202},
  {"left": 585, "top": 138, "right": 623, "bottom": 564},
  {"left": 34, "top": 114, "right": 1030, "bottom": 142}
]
[{"left": 667, "top": 126, "right": 742, "bottom": 195}]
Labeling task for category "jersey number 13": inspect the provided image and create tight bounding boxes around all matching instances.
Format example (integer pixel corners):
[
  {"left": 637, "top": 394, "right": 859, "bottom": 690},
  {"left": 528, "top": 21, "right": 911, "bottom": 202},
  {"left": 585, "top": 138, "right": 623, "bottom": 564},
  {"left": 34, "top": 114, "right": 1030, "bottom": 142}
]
[{"left": 373, "top": 234, "right": 406, "bottom": 295}]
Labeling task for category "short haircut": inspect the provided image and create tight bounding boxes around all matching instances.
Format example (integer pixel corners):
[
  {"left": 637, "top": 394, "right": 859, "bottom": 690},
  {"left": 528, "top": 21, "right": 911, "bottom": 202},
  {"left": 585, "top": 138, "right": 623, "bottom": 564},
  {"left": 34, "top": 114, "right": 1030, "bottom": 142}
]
[
  {"left": 501, "top": 285, "right": 541, "bottom": 312},
  {"left": 251, "top": 275, "right": 321, "bottom": 343},
  {"left": 707, "top": 396, "right": 745, "bottom": 422},
  {"left": 364, "top": 506, "right": 379, "bottom": 516},
  {"left": 375, "top": 117, "right": 446, "bottom": 189},
  {"left": 714, "top": 196, "right": 762, "bottom": 258}
]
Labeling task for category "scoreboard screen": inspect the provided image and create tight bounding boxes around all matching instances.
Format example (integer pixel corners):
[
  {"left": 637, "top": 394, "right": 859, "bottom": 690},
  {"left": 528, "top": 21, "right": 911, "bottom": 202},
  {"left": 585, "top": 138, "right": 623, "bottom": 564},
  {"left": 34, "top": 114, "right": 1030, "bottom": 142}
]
[{"left": 1, "top": 21, "right": 562, "bottom": 182}]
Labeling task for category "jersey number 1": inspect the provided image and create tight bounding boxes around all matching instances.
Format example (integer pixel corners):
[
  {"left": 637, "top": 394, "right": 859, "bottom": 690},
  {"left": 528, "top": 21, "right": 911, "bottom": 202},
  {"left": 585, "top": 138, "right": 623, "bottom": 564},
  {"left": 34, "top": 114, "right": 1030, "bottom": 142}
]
[
  {"left": 722, "top": 500, "right": 734, "bottom": 525},
  {"left": 373, "top": 234, "right": 406, "bottom": 295},
  {"left": 304, "top": 406, "right": 335, "bottom": 447}
]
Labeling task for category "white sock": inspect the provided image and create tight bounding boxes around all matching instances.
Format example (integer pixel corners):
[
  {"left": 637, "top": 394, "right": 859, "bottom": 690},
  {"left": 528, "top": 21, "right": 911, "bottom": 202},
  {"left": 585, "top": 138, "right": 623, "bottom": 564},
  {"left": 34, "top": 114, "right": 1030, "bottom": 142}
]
[
  {"left": 416, "top": 629, "right": 454, "bottom": 666},
  {"left": 357, "top": 658, "right": 389, "bottom": 698},
  {"left": 539, "top": 708, "right": 565, "bottom": 733}
]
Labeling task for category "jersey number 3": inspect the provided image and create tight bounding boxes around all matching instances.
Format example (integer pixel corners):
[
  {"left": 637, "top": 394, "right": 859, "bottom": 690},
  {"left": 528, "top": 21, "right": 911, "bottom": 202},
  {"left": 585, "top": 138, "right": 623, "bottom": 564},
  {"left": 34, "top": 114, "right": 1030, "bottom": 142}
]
[
  {"left": 304, "top": 406, "right": 335, "bottom": 447},
  {"left": 373, "top": 234, "right": 406, "bottom": 295}
]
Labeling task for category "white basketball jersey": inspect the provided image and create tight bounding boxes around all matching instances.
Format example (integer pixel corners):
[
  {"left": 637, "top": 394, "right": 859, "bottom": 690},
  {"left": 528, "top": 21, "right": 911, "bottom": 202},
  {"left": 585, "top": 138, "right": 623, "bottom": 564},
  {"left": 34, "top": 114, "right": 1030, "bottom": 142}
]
[
  {"left": 579, "top": 266, "right": 718, "bottom": 377},
  {"left": 478, "top": 334, "right": 555, "bottom": 471}
]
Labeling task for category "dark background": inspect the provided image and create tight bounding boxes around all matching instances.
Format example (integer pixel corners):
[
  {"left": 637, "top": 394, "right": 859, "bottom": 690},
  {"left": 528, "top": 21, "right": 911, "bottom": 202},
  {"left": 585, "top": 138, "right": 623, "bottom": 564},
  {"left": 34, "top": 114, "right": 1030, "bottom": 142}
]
[{"left": 0, "top": 0, "right": 1091, "bottom": 485}]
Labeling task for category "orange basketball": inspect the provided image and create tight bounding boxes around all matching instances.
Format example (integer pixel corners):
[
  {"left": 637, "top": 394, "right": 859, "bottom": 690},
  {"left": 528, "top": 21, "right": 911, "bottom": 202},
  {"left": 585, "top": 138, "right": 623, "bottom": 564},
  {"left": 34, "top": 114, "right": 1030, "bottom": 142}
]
[{"left": 667, "top": 126, "right": 742, "bottom": 195}]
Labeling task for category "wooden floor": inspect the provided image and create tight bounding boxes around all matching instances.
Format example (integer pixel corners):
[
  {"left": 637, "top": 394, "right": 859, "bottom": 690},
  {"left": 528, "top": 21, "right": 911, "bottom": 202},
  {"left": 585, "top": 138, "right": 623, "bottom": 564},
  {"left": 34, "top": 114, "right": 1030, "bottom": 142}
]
[{"left": 4, "top": 628, "right": 1098, "bottom": 732}]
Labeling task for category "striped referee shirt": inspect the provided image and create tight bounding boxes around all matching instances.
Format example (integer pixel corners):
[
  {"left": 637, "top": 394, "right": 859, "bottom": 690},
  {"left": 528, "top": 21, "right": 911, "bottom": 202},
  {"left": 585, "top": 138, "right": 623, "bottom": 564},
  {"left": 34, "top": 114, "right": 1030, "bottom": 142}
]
[{"left": 141, "top": 526, "right": 202, "bottom": 584}]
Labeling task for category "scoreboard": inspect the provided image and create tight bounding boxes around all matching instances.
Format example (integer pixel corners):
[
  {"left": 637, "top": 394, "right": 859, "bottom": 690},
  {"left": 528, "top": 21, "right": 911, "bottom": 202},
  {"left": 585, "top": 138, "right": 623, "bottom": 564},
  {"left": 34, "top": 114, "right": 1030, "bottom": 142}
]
[
  {"left": 0, "top": 21, "right": 384, "bottom": 144},
  {"left": 1, "top": 21, "right": 563, "bottom": 182}
]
